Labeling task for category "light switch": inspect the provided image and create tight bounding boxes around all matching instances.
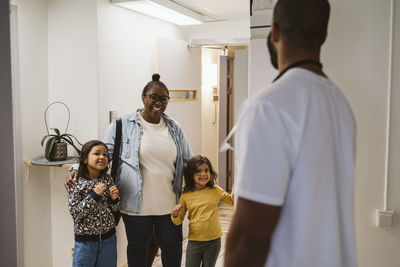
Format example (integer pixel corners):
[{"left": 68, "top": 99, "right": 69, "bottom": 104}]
[{"left": 376, "top": 209, "right": 394, "bottom": 227}]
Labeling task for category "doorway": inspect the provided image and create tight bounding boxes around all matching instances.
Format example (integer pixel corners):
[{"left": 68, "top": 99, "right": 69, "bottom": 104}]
[
  {"left": 155, "top": 39, "right": 249, "bottom": 193},
  {"left": 201, "top": 45, "right": 248, "bottom": 192}
]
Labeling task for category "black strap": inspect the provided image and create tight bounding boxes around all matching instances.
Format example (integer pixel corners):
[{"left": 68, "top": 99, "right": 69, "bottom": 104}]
[
  {"left": 111, "top": 118, "right": 122, "bottom": 181},
  {"left": 273, "top": 59, "right": 323, "bottom": 82}
]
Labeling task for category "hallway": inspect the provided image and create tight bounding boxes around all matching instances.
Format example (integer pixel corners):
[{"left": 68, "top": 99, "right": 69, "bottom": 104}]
[{"left": 153, "top": 203, "right": 234, "bottom": 267}]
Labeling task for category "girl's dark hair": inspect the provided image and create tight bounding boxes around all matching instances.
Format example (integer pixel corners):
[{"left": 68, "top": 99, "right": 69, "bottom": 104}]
[
  {"left": 78, "top": 140, "right": 109, "bottom": 179},
  {"left": 142, "top": 73, "right": 169, "bottom": 97},
  {"left": 183, "top": 155, "right": 217, "bottom": 192}
]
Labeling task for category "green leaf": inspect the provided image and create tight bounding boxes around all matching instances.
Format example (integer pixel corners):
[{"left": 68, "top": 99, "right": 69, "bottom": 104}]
[
  {"left": 45, "top": 137, "right": 56, "bottom": 160},
  {"left": 61, "top": 134, "right": 73, "bottom": 143},
  {"left": 52, "top": 128, "right": 61, "bottom": 136},
  {"left": 61, "top": 133, "right": 84, "bottom": 146},
  {"left": 41, "top": 134, "right": 58, "bottom": 146},
  {"left": 41, "top": 135, "right": 49, "bottom": 146}
]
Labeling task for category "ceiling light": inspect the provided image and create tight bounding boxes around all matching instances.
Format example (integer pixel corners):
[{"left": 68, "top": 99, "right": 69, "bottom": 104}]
[{"left": 111, "top": 0, "right": 204, "bottom": 25}]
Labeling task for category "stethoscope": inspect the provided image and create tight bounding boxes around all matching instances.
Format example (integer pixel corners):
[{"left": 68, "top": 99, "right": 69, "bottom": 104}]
[{"left": 273, "top": 59, "right": 323, "bottom": 82}]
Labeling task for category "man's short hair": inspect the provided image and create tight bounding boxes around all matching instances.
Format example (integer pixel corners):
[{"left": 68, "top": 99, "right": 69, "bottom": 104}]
[{"left": 273, "top": 0, "right": 330, "bottom": 49}]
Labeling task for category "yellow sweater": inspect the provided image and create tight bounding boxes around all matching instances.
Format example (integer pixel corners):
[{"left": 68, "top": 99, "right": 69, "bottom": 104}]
[{"left": 171, "top": 185, "right": 234, "bottom": 241}]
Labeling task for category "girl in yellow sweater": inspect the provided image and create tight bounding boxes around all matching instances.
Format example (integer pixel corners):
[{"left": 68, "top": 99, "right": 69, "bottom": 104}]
[{"left": 171, "top": 155, "right": 234, "bottom": 267}]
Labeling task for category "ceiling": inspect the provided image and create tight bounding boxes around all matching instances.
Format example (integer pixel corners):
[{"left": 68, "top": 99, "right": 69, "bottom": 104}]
[{"left": 172, "top": 0, "right": 249, "bottom": 21}]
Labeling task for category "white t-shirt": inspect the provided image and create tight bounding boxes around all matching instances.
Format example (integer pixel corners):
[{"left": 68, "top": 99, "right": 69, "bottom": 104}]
[
  {"left": 136, "top": 112, "right": 177, "bottom": 215},
  {"left": 234, "top": 68, "right": 357, "bottom": 267}
]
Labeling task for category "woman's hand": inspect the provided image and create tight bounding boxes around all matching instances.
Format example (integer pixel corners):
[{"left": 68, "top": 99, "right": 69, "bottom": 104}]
[
  {"left": 94, "top": 183, "right": 107, "bottom": 196},
  {"left": 172, "top": 204, "right": 183, "bottom": 218},
  {"left": 65, "top": 170, "right": 78, "bottom": 192},
  {"left": 109, "top": 185, "right": 119, "bottom": 200}
]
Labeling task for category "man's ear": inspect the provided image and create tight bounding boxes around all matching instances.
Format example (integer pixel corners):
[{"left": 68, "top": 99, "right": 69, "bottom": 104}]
[
  {"left": 142, "top": 95, "right": 145, "bottom": 104},
  {"left": 270, "top": 22, "right": 280, "bottom": 43}
]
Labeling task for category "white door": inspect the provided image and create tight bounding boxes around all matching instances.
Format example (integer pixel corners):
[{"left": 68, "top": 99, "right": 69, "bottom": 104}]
[{"left": 155, "top": 36, "right": 202, "bottom": 155}]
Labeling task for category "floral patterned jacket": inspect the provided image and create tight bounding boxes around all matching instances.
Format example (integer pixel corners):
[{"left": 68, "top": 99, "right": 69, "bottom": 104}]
[{"left": 68, "top": 173, "right": 120, "bottom": 241}]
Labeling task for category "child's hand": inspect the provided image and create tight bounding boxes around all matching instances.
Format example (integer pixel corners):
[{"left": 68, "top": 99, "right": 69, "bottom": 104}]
[
  {"left": 94, "top": 182, "right": 107, "bottom": 195},
  {"left": 172, "top": 204, "right": 183, "bottom": 218},
  {"left": 109, "top": 185, "right": 119, "bottom": 200}
]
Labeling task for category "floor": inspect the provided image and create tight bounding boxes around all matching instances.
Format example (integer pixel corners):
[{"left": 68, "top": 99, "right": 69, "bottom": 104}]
[{"left": 152, "top": 203, "right": 234, "bottom": 267}]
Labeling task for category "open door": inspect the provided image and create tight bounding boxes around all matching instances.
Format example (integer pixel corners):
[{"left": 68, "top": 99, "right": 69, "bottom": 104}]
[
  {"left": 219, "top": 55, "right": 234, "bottom": 192},
  {"left": 155, "top": 36, "right": 202, "bottom": 154}
]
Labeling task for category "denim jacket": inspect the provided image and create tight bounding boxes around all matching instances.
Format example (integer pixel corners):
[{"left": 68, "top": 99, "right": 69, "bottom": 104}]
[{"left": 103, "top": 109, "right": 193, "bottom": 214}]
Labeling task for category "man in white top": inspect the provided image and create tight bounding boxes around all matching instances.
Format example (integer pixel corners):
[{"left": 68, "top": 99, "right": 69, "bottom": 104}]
[{"left": 224, "top": 1, "right": 357, "bottom": 267}]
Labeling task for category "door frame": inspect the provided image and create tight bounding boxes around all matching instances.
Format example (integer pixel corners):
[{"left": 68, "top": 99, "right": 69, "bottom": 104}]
[{"left": 194, "top": 38, "right": 249, "bottom": 192}]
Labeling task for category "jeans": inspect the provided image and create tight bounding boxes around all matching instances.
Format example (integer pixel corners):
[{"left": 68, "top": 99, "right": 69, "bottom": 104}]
[
  {"left": 72, "top": 234, "right": 117, "bottom": 267},
  {"left": 185, "top": 238, "right": 221, "bottom": 267},
  {"left": 122, "top": 214, "right": 183, "bottom": 267}
]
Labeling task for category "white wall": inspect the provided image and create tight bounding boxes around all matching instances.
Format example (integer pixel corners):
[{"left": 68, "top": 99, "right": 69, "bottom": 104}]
[
  {"left": 97, "top": 0, "right": 187, "bottom": 138},
  {"left": 323, "top": 1, "right": 400, "bottom": 266},
  {"left": 186, "top": 19, "right": 250, "bottom": 44},
  {"left": 388, "top": 0, "right": 400, "bottom": 227},
  {"left": 201, "top": 48, "right": 220, "bottom": 169},
  {"left": 248, "top": 38, "right": 278, "bottom": 96},
  {"left": 233, "top": 49, "right": 249, "bottom": 122},
  {"left": 156, "top": 36, "right": 202, "bottom": 154},
  {"left": 48, "top": 0, "right": 99, "bottom": 143},
  {"left": 47, "top": 1, "right": 99, "bottom": 266}
]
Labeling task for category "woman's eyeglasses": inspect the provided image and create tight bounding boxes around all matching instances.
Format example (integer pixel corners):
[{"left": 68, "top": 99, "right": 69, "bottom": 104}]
[{"left": 146, "top": 94, "right": 170, "bottom": 104}]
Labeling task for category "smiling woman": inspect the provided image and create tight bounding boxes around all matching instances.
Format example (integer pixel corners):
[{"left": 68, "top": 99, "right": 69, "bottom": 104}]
[{"left": 100, "top": 73, "right": 194, "bottom": 267}]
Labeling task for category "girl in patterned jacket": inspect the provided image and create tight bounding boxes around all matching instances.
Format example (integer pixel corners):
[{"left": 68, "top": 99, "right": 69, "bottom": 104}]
[{"left": 68, "top": 140, "right": 120, "bottom": 267}]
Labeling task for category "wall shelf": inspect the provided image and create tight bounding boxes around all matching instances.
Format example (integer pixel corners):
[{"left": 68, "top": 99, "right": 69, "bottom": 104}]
[{"left": 24, "top": 156, "right": 79, "bottom": 169}]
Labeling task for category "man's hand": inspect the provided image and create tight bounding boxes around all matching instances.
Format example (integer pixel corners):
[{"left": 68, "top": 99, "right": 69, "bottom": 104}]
[{"left": 65, "top": 170, "right": 78, "bottom": 192}]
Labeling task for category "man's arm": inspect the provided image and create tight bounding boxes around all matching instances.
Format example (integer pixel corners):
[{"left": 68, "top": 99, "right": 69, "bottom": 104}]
[{"left": 224, "top": 197, "right": 281, "bottom": 267}]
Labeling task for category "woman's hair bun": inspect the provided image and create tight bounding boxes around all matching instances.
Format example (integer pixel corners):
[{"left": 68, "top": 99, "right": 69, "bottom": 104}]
[{"left": 152, "top": 73, "right": 160, "bottom": 82}]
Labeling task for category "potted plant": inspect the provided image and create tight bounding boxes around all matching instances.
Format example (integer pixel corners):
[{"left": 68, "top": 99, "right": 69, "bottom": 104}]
[
  {"left": 41, "top": 127, "right": 82, "bottom": 161},
  {"left": 41, "top": 101, "right": 82, "bottom": 161}
]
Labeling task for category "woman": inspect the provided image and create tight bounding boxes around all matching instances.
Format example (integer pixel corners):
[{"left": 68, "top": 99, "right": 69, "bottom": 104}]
[{"left": 67, "top": 73, "right": 193, "bottom": 267}]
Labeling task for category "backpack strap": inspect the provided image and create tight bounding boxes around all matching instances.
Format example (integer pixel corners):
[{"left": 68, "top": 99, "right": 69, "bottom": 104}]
[{"left": 111, "top": 118, "right": 122, "bottom": 182}]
